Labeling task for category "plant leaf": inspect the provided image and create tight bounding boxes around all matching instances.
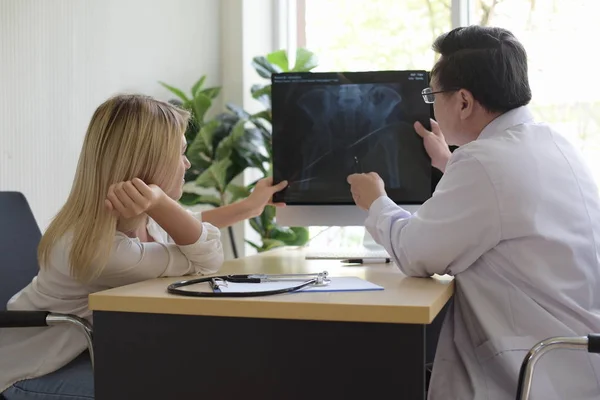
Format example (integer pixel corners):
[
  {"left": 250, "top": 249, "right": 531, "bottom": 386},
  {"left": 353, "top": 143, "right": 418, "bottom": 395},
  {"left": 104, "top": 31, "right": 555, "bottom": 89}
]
[
  {"left": 195, "top": 195, "right": 222, "bottom": 207},
  {"left": 250, "top": 84, "right": 272, "bottom": 108},
  {"left": 223, "top": 159, "right": 247, "bottom": 187},
  {"left": 232, "top": 126, "right": 267, "bottom": 170},
  {"left": 215, "top": 119, "right": 246, "bottom": 160},
  {"left": 249, "top": 117, "right": 272, "bottom": 144},
  {"left": 249, "top": 217, "right": 264, "bottom": 235},
  {"left": 251, "top": 110, "right": 271, "bottom": 122},
  {"left": 251, "top": 56, "right": 283, "bottom": 79},
  {"left": 195, "top": 158, "right": 232, "bottom": 191},
  {"left": 194, "top": 168, "right": 218, "bottom": 189},
  {"left": 269, "top": 226, "right": 297, "bottom": 243},
  {"left": 187, "top": 119, "right": 219, "bottom": 169},
  {"left": 226, "top": 183, "right": 251, "bottom": 203},
  {"left": 260, "top": 238, "right": 286, "bottom": 251},
  {"left": 200, "top": 87, "right": 221, "bottom": 100},
  {"left": 179, "top": 192, "right": 202, "bottom": 206},
  {"left": 191, "top": 75, "right": 206, "bottom": 97},
  {"left": 266, "top": 49, "right": 289, "bottom": 71},
  {"left": 287, "top": 227, "right": 309, "bottom": 246},
  {"left": 250, "top": 84, "right": 270, "bottom": 98},
  {"left": 158, "top": 81, "right": 190, "bottom": 103},
  {"left": 293, "top": 48, "right": 319, "bottom": 72},
  {"left": 192, "top": 94, "right": 212, "bottom": 124},
  {"left": 245, "top": 239, "right": 261, "bottom": 250},
  {"left": 179, "top": 192, "right": 222, "bottom": 207},
  {"left": 210, "top": 112, "right": 241, "bottom": 157},
  {"left": 226, "top": 103, "right": 251, "bottom": 119},
  {"left": 260, "top": 205, "right": 276, "bottom": 233},
  {"left": 211, "top": 158, "right": 232, "bottom": 191}
]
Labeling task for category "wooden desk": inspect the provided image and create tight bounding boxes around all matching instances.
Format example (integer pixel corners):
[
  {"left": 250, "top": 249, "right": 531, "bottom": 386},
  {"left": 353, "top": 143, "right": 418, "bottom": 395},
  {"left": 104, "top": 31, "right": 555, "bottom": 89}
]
[{"left": 89, "top": 248, "right": 453, "bottom": 400}]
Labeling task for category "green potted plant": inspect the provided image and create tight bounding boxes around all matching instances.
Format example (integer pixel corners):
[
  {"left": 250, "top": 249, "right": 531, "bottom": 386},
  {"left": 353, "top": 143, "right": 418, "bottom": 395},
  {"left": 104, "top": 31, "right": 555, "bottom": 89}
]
[
  {"left": 238, "top": 48, "right": 319, "bottom": 251},
  {"left": 159, "top": 76, "right": 262, "bottom": 257},
  {"left": 159, "top": 48, "right": 318, "bottom": 254}
]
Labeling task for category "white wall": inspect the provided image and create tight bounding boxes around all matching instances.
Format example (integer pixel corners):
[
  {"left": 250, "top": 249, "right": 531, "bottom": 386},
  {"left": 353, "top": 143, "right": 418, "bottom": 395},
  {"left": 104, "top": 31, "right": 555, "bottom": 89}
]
[{"left": 0, "top": 0, "right": 221, "bottom": 230}]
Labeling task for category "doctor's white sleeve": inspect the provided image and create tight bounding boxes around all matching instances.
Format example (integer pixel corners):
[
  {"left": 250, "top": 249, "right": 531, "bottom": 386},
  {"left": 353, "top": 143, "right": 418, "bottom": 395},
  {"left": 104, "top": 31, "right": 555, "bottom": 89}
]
[{"left": 365, "top": 151, "right": 502, "bottom": 277}]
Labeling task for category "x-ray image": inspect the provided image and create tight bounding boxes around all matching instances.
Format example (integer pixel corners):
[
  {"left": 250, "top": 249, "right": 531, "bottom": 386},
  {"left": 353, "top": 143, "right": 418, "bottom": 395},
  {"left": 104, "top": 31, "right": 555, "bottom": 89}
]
[{"left": 272, "top": 71, "right": 433, "bottom": 205}]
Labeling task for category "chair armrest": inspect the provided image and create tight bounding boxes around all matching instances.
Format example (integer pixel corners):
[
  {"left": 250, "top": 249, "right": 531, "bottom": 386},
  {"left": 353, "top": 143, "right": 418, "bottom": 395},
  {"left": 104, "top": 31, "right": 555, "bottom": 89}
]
[
  {"left": 588, "top": 334, "right": 600, "bottom": 353},
  {"left": 0, "top": 311, "right": 50, "bottom": 328},
  {"left": 0, "top": 310, "right": 95, "bottom": 369}
]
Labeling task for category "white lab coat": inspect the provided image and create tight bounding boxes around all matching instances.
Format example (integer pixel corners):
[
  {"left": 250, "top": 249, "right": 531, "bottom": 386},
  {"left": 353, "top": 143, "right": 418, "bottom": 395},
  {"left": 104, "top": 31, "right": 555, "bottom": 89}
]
[{"left": 365, "top": 107, "right": 600, "bottom": 400}]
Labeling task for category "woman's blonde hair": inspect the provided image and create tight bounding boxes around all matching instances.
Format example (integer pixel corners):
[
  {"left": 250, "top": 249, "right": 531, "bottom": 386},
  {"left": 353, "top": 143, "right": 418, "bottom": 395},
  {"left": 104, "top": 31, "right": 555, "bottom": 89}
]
[{"left": 38, "top": 94, "right": 190, "bottom": 282}]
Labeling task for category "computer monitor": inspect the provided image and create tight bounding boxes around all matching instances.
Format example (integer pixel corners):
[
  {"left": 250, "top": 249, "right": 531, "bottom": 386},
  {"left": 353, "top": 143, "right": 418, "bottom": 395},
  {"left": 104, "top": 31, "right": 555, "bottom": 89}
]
[{"left": 271, "top": 70, "right": 438, "bottom": 227}]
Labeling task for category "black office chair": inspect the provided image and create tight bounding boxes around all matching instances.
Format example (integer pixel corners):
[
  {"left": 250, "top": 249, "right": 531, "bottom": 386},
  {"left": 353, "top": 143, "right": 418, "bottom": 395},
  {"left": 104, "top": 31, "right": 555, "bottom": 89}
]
[
  {"left": 0, "top": 192, "right": 94, "bottom": 379},
  {"left": 515, "top": 334, "right": 600, "bottom": 399}
]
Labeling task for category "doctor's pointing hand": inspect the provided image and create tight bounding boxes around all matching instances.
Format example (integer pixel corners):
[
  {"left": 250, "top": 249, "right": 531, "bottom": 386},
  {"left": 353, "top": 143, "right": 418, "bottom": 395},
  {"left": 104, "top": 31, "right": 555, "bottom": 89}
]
[
  {"left": 347, "top": 119, "right": 451, "bottom": 211},
  {"left": 346, "top": 172, "right": 386, "bottom": 211}
]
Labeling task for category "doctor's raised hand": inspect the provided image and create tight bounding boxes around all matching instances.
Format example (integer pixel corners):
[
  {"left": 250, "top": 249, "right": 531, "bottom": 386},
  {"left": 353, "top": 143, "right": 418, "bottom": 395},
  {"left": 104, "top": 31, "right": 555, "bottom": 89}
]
[
  {"left": 414, "top": 119, "right": 452, "bottom": 173},
  {"left": 346, "top": 172, "right": 386, "bottom": 211}
]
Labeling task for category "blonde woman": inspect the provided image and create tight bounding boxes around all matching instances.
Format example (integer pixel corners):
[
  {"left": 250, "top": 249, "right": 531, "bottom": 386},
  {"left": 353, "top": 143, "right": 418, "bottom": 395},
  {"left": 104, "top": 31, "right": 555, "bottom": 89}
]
[{"left": 0, "top": 94, "right": 287, "bottom": 400}]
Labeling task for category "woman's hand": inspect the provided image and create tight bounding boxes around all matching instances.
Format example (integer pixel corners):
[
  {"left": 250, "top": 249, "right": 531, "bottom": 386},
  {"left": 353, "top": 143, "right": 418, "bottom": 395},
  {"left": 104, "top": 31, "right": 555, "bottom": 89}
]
[
  {"left": 105, "top": 178, "right": 165, "bottom": 219},
  {"left": 414, "top": 119, "right": 452, "bottom": 173},
  {"left": 244, "top": 177, "right": 288, "bottom": 218}
]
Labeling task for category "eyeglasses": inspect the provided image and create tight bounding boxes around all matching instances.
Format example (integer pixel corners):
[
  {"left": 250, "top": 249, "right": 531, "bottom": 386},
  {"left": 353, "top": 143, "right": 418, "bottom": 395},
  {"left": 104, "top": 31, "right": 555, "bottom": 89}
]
[{"left": 421, "top": 87, "right": 459, "bottom": 104}]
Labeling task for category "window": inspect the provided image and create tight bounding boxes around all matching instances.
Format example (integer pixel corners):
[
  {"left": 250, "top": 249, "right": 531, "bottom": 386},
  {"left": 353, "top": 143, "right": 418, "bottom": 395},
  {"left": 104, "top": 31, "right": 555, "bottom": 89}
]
[
  {"left": 296, "top": 0, "right": 600, "bottom": 248},
  {"left": 301, "top": 0, "right": 452, "bottom": 72},
  {"left": 471, "top": 0, "right": 600, "bottom": 182}
]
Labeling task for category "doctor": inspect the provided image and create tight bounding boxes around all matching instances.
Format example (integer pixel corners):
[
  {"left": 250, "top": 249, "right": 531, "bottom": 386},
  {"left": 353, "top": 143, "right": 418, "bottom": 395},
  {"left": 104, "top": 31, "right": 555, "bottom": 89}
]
[{"left": 348, "top": 26, "right": 600, "bottom": 400}]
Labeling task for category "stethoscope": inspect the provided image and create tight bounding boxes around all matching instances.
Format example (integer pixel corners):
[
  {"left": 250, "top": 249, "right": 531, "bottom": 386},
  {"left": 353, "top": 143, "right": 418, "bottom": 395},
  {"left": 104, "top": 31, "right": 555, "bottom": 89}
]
[{"left": 167, "top": 271, "right": 331, "bottom": 297}]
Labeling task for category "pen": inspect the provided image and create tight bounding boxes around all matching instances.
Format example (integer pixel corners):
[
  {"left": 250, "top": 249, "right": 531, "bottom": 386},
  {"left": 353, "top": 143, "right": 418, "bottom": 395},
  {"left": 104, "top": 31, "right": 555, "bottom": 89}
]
[{"left": 341, "top": 258, "right": 391, "bottom": 264}]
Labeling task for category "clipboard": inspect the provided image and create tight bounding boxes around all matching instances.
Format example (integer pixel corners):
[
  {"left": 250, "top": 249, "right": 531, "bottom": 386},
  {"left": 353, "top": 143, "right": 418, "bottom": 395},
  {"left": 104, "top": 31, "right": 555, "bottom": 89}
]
[{"left": 214, "top": 276, "right": 383, "bottom": 294}]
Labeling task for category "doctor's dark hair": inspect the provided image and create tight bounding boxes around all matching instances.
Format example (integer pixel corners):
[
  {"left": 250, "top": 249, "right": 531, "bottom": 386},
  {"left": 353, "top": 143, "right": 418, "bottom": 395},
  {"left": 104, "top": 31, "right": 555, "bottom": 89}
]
[{"left": 431, "top": 26, "right": 532, "bottom": 113}]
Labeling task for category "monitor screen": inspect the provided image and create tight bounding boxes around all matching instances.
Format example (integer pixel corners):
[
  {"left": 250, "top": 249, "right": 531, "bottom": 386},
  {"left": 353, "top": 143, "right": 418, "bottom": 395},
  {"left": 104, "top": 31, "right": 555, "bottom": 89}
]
[{"left": 272, "top": 70, "right": 433, "bottom": 205}]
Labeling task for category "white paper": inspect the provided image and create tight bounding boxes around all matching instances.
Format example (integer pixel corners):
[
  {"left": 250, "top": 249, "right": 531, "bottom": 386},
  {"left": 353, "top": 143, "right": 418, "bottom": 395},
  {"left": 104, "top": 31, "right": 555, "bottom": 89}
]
[{"left": 216, "top": 276, "right": 383, "bottom": 294}]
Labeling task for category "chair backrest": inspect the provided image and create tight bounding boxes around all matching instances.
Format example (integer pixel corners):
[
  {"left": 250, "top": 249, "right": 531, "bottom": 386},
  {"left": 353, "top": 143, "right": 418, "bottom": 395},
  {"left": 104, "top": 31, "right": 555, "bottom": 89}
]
[{"left": 0, "top": 192, "right": 42, "bottom": 311}]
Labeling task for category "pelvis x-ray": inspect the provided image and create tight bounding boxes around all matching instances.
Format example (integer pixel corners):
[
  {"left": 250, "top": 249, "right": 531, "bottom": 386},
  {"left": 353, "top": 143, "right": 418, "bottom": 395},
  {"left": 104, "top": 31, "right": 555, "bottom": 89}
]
[
  {"left": 273, "top": 81, "right": 432, "bottom": 204},
  {"left": 296, "top": 84, "right": 404, "bottom": 188}
]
